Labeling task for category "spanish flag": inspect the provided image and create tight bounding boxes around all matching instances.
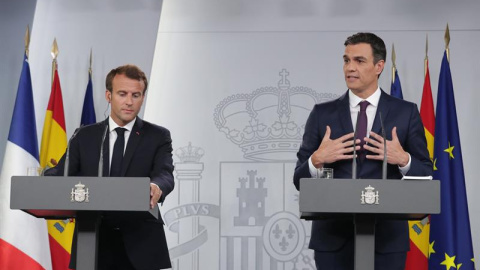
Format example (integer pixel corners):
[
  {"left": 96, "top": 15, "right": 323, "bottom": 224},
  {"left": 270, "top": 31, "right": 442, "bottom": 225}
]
[
  {"left": 40, "top": 65, "right": 75, "bottom": 270},
  {"left": 405, "top": 58, "right": 435, "bottom": 270}
]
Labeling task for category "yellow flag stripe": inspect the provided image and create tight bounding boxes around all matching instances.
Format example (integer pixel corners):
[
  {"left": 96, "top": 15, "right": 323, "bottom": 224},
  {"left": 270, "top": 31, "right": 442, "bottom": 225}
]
[
  {"left": 40, "top": 111, "right": 67, "bottom": 168},
  {"left": 425, "top": 128, "right": 434, "bottom": 160},
  {"left": 408, "top": 221, "right": 430, "bottom": 257},
  {"left": 47, "top": 220, "right": 75, "bottom": 253}
]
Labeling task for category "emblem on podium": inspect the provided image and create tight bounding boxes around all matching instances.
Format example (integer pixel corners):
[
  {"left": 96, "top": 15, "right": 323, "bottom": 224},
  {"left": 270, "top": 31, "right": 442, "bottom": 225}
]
[
  {"left": 361, "top": 185, "right": 379, "bottom": 205},
  {"left": 71, "top": 181, "right": 89, "bottom": 203}
]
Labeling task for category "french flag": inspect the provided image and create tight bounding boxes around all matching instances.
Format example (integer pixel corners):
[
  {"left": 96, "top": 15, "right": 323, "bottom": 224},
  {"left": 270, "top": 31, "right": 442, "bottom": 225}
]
[{"left": 0, "top": 54, "right": 52, "bottom": 269}]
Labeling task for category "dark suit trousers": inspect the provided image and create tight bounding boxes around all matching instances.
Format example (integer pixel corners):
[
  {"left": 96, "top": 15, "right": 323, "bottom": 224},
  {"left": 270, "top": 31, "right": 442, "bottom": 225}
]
[
  {"left": 314, "top": 237, "right": 407, "bottom": 270},
  {"left": 97, "top": 223, "right": 136, "bottom": 270}
]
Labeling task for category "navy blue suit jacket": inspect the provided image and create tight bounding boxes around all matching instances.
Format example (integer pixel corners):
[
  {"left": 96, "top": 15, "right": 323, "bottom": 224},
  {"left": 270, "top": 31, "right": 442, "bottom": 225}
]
[
  {"left": 46, "top": 118, "right": 174, "bottom": 270},
  {"left": 294, "top": 90, "right": 432, "bottom": 254}
]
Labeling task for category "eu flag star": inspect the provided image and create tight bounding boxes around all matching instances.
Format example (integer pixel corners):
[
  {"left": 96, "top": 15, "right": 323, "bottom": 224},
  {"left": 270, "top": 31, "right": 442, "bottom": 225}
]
[
  {"left": 440, "top": 253, "right": 457, "bottom": 270},
  {"left": 429, "top": 241, "right": 436, "bottom": 258},
  {"left": 444, "top": 142, "right": 455, "bottom": 159},
  {"left": 433, "top": 158, "right": 438, "bottom": 171}
]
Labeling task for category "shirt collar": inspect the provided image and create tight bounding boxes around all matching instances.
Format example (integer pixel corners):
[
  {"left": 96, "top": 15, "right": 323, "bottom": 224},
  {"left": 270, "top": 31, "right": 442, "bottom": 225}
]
[
  {"left": 348, "top": 87, "right": 381, "bottom": 108},
  {"left": 108, "top": 117, "right": 136, "bottom": 133}
]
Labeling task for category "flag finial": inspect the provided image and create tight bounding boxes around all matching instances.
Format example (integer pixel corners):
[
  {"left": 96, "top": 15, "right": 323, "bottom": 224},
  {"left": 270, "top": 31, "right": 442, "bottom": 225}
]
[
  {"left": 425, "top": 34, "right": 429, "bottom": 60},
  {"left": 24, "top": 25, "right": 30, "bottom": 58},
  {"left": 89, "top": 48, "right": 93, "bottom": 75},
  {"left": 425, "top": 34, "right": 429, "bottom": 77},
  {"left": 51, "top": 38, "right": 59, "bottom": 61},
  {"left": 445, "top": 24, "right": 450, "bottom": 62},
  {"left": 51, "top": 38, "right": 59, "bottom": 84},
  {"left": 391, "top": 43, "right": 396, "bottom": 83}
]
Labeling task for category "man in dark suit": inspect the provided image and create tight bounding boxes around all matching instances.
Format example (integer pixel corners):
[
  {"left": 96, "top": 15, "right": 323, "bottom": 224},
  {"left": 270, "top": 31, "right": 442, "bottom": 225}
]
[
  {"left": 46, "top": 64, "right": 174, "bottom": 270},
  {"left": 293, "top": 33, "right": 432, "bottom": 269}
]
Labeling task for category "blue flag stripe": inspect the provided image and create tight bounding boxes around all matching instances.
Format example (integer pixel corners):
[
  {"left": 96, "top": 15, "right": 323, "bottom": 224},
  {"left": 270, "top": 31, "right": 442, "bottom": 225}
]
[
  {"left": 390, "top": 70, "right": 403, "bottom": 99},
  {"left": 8, "top": 54, "right": 39, "bottom": 161},
  {"left": 80, "top": 73, "right": 96, "bottom": 126}
]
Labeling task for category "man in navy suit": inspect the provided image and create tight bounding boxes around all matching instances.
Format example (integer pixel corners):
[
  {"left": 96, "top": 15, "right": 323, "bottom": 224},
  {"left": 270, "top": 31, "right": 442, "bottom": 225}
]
[
  {"left": 46, "top": 64, "right": 174, "bottom": 270},
  {"left": 293, "top": 33, "right": 432, "bottom": 269}
]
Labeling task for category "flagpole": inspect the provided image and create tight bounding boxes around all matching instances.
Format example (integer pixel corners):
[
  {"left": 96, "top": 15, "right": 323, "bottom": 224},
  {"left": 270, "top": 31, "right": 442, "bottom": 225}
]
[
  {"left": 51, "top": 38, "right": 58, "bottom": 85},
  {"left": 445, "top": 24, "right": 450, "bottom": 63},
  {"left": 391, "top": 43, "right": 396, "bottom": 84}
]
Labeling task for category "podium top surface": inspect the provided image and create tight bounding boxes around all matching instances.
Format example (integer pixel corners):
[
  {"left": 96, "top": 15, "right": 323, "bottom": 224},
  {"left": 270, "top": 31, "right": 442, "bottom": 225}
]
[
  {"left": 299, "top": 178, "right": 440, "bottom": 220},
  {"left": 10, "top": 176, "right": 157, "bottom": 219}
]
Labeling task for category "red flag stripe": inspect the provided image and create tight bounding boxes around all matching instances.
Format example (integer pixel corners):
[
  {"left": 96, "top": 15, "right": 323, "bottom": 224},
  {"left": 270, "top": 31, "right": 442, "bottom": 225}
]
[
  {"left": 404, "top": 239, "right": 429, "bottom": 269},
  {"left": 48, "top": 235, "right": 72, "bottom": 270},
  {"left": 419, "top": 62, "right": 435, "bottom": 135},
  {"left": 0, "top": 239, "right": 45, "bottom": 270},
  {"left": 46, "top": 70, "right": 66, "bottom": 131}
]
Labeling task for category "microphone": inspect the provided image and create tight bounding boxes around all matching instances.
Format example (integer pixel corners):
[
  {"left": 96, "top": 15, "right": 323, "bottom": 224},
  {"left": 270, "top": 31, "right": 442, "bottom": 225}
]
[
  {"left": 379, "top": 112, "right": 387, "bottom": 180},
  {"left": 64, "top": 128, "right": 82, "bottom": 177},
  {"left": 98, "top": 120, "right": 109, "bottom": 177},
  {"left": 352, "top": 111, "right": 360, "bottom": 179}
]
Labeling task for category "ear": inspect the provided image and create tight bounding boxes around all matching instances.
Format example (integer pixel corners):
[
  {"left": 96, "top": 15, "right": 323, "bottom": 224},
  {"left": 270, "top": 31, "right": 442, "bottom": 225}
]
[
  {"left": 105, "top": 90, "right": 111, "bottom": 103},
  {"left": 375, "top": 60, "right": 385, "bottom": 76}
]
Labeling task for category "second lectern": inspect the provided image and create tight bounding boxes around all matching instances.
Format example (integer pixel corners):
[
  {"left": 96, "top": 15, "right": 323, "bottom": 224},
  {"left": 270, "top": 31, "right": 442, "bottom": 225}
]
[{"left": 299, "top": 178, "right": 440, "bottom": 270}]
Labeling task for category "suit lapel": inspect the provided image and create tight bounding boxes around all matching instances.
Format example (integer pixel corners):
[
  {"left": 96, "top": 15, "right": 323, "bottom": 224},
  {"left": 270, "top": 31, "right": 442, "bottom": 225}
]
[
  {"left": 120, "top": 118, "right": 144, "bottom": 176},
  {"left": 102, "top": 120, "right": 110, "bottom": 177},
  {"left": 338, "top": 91, "right": 354, "bottom": 134},
  {"left": 371, "top": 90, "right": 391, "bottom": 136}
]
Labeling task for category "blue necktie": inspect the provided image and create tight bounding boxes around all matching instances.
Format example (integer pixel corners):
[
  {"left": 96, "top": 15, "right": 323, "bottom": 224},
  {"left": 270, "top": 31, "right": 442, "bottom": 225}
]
[{"left": 110, "top": 127, "right": 126, "bottom": 177}]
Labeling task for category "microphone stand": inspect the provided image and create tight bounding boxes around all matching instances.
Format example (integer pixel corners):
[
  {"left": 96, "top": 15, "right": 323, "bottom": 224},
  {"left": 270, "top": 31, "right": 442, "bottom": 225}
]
[
  {"left": 352, "top": 112, "right": 360, "bottom": 179},
  {"left": 379, "top": 112, "right": 387, "bottom": 180}
]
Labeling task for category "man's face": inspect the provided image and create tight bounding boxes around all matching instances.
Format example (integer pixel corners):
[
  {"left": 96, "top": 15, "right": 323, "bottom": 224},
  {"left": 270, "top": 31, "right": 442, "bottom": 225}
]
[
  {"left": 105, "top": 73, "right": 145, "bottom": 126},
  {"left": 343, "top": 43, "right": 384, "bottom": 98}
]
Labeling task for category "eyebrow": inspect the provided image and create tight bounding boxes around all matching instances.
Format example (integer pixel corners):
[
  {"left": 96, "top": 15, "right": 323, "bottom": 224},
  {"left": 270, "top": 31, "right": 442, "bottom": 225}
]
[{"left": 343, "top": 55, "right": 367, "bottom": 61}]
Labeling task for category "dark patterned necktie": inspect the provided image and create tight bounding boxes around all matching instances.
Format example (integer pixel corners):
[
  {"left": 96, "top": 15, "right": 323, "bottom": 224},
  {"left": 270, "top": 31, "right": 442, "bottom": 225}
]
[
  {"left": 357, "top": 101, "right": 370, "bottom": 161},
  {"left": 110, "top": 127, "right": 126, "bottom": 177}
]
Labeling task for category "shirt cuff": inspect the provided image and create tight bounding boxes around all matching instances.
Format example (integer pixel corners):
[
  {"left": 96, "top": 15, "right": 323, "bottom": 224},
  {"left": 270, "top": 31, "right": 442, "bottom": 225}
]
[
  {"left": 308, "top": 156, "right": 323, "bottom": 178},
  {"left": 398, "top": 153, "right": 411, "bottom": 175}
]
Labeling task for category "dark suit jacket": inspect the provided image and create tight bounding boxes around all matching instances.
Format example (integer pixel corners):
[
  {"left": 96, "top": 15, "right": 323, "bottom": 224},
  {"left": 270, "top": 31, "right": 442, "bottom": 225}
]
[
  {"left": 294, "top": 90, "right": 432, "bottom": 255},
  {"left": 46, "top": 118, "right": 174, "bottom": 270}
]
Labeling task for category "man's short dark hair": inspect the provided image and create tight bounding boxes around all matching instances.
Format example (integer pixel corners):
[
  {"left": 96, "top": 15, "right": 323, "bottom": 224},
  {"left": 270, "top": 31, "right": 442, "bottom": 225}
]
[
  {"left": 344, "top": 32, "right": 387, "bottom": 64},
  {"left": 106, "top": 64, "right": 148, "bottom": 93}
]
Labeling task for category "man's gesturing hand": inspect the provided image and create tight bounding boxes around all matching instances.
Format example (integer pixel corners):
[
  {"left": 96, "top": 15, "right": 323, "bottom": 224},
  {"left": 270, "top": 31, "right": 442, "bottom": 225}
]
[
  {"left": 364, "top": 127, "right": 409, "bottom": 167},
  {"left": 311, "top": 126, "right": 360, "bottom": 169},
  {"left": 150, "top": 183, "right": 163, "bottom": 209}
]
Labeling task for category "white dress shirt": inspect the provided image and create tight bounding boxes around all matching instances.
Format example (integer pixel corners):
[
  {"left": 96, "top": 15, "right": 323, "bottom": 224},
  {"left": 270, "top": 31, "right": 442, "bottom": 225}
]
[{"left": 308, "top": 88, "right": 411, "bottom": 177}]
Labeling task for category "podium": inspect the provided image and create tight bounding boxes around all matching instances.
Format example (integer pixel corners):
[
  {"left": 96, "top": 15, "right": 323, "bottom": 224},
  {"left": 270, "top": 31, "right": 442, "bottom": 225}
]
[
  {"left": 10, "top": 176, "right": 158, "bottom": 270},
  {"left": 299, "top": 178, "right": 440, "bottom": 270}
]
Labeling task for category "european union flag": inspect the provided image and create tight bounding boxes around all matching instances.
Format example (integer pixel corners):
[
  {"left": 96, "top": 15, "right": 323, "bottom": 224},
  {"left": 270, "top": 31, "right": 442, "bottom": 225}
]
[
  {"left": 428, "top": 52, "right": 475, "bottom": 269},
  {"left": 80, "top": 72, "right": 96, "bottom": 126},
  {"left": 390, "top": 69, "right": 403, "bottom": 99}
]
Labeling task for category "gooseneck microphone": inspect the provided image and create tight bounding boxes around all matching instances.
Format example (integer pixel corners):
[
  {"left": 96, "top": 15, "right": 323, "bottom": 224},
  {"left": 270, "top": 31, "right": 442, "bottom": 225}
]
[
  {"left": 352, "top": 111, "right": 360, "bottom": 179},
  {"left": 64, "top": 128, "right": 82, "bottom": 177},
  {"left": 98, "top": 120, "right": 109, "bottom": 177},
  {"left": 379, "top": 112, "right": 387, "bottom": 180}
]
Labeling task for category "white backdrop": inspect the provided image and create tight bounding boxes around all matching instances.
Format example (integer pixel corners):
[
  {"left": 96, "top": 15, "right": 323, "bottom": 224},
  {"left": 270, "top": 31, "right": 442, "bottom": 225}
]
[
  {"left": 146, "top": 1, "right": 480, "bottom": 269},
  {"left": 3, "top": 1, "right": 478, "bottom": 269}
]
